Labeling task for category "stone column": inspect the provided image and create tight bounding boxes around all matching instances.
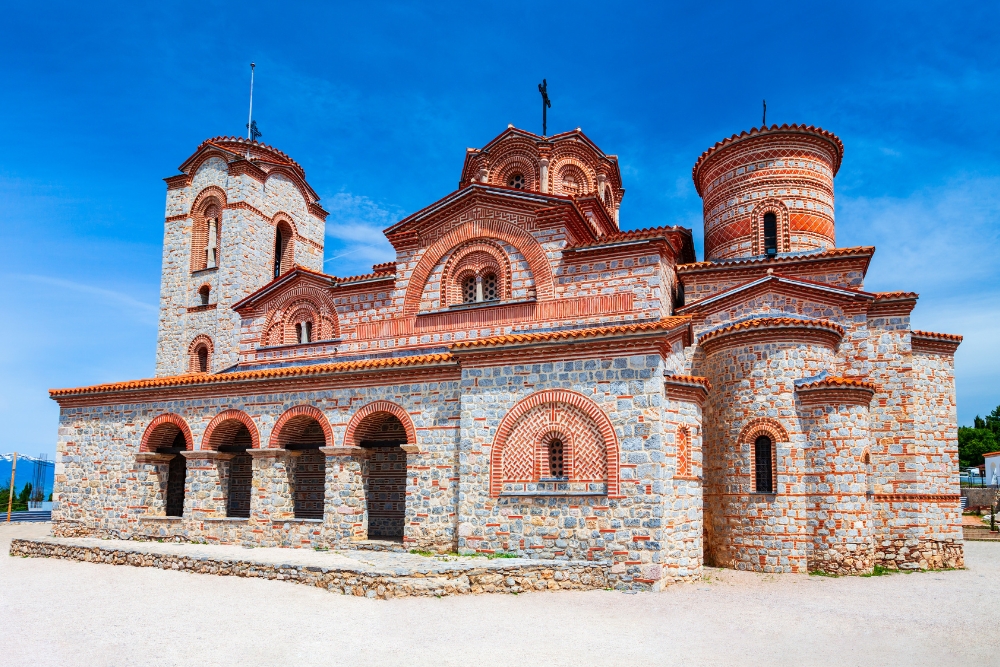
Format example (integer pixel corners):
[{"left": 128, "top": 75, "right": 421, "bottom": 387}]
[
  {"left": 597, "top": 173, "right": 606, "bottom": 199},
  {"left": 133, "top": 452, "right": 173, "bottom": 517},
  {"left": 180, "top": 451, "right": 230, "bottom": 520},
  {"left": 249, "top": 449, "right": 298, "bottom": 545},
  {"left": 320, "top": 446, "right": 369, "bottom": 543},
  {"left": 539, "top": 159, "right": 549, "bottom": 193}
]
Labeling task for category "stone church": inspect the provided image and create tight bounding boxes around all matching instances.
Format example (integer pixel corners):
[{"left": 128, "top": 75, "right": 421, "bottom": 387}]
[{"left": 49, "top": 122, "right": 964, "bottom": 588}]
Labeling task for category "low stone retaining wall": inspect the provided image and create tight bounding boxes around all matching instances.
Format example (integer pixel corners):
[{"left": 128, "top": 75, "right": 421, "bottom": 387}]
[
  {"left": 875, "top": 537, "right": 964, "bottom": 571},
  {"left": 10, "top": 538, "right": 610, "bottom": 599}
]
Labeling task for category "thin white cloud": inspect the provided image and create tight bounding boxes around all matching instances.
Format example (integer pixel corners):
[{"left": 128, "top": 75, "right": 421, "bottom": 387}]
[
  {"left": 10, "top": 274, "right": 158, "bottom": 317},
  {"left": 322, "top": 192, "right": 401, "bottom": 275}
]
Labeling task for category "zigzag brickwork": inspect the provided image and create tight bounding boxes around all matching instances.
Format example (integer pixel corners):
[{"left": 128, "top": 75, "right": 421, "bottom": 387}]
[{"left": 48, "top": 122, "right": 963, "bottom": 591}]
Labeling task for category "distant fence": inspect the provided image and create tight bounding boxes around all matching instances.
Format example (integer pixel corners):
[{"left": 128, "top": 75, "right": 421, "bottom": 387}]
[{"left": 961, "top": 487, "right": 998, "bottom": 510}]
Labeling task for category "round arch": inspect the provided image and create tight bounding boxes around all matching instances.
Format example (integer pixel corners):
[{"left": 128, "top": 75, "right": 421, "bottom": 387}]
[
  {"left": 201, "top": 409, "right": 260, "bottom": 450},
  {"left": 736, "top": 417, "right": 789, "bottom": 446},
  {"left": 490, "top": 389, "right": 619, "bottom": 497},
  {"left": 139, "top": 413, "right": 193, "bottom": 453},
  {"left": 402, "top": 218, "right": 554, "bottom": 316},
  {"left": 343, "top": 400, "right": 417, "bottom": 449},
  {"left": 269, "top": 405, "right": 333, "bottom": 449}
]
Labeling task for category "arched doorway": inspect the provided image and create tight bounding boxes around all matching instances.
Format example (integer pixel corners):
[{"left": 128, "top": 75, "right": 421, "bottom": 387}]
[
  {"left": 351, "top": 410, "right": 409, "bottom": 540},
  {"left": 273, "top": 412, "right": 328, "bottom": 520},
  {"left": 141, "top": 418, "right": 191, "bottom": 517},
  {"left": 205, "top": 415, "right": 257, "bottom": 519}
]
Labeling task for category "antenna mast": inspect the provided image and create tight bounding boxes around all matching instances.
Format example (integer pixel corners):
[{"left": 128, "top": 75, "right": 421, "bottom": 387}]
[{"left": 247, "top": 62, "right": 255, "bottom": 141}]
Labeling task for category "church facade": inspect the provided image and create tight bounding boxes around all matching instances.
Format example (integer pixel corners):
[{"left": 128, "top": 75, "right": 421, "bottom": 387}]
[{"left": 49, "top": 123, "right": 963, "bottom": 588}]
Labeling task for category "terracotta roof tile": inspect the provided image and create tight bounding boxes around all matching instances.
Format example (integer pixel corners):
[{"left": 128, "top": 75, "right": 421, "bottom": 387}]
[
  {"left": 873, "top": 291, "right": 919, "bottom": 300},
  {"left": 677, "top": 246, "right": 874, "bottom": 272},
  {"left": 912, "top": 330, "right": 963, "bottom": 342},
  {"left": 451, "top": 317, "right": 692, "bottom": 350},
  {"left": 797, "top": 376, "right": 876, "bottom": 391},
  {"left": 698, "top": 317, "right": 845, "bottom": 346},
  {"left": 664, "top": 374, "right": 712, "bottom": 390},
  {"left": 50, "top": 353, "right": 455, "bottom": 398},
  {"left": 564, "top": 225, "right": 689, "bottom": 251},
  {"left": 692, "top": 124, "right": 845, "bottom": 193},
  {"left": 334, "top": 269, "right": 396, "bottom": 284}
]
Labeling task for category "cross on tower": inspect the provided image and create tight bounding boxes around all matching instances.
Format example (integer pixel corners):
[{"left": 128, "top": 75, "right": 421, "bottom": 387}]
[{"left": 538, "top": 79, "right": 551, "bottom": 137}]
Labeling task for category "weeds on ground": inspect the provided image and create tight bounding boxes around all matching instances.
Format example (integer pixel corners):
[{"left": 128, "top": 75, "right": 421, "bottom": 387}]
[
  {"left": 409, "top": 548, "right": 520, "bottom": 560},
  {"left": 808, "top": 570, "right": 839, "bottom": 577},
  {"left": 861, "top": 565, "right": 893, "bottom": 577},
  {"left": 409, "top": 548, "right": 435, "bottom": 556},
  {"left": 313, "top": 546, "right": 329, "bottom": 552}
]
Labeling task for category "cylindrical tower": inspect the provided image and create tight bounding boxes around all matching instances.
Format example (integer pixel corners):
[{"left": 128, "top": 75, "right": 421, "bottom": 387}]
[{"left": 692, "top": 124, "right": 843, "bottom": 262}]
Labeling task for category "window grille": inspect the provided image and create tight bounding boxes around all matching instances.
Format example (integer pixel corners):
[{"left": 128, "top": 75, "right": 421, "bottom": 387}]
[
  {"left": 548, "top": 439, "right": 565, "bottom": 478},
  {"left": 482, "top": 273, "right": 498, "bottom": 301},
  {"left": 508, "top": 173, "right": 525, "bottom": 189},
  {"left": 462, "top": 276, "right": 477, "bottom": 303},
  {"left": 755, "top": 435, "right": 773, "bottom": 493}
]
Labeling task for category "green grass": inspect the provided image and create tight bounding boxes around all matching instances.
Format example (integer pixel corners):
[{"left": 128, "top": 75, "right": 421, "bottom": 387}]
[
  {"left": 409, "top": 548, "right": 436, "bottom": 557},
  {"left": 808, "top": 570, "right": 839, "bottom": 577},
  {"left": 862, "top": 564, "right": 893, "bottom": 577}
]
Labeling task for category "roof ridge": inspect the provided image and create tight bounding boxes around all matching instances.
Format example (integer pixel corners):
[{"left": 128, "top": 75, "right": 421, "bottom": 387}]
[{"left": 450, "top": 317, "right": 691, "bottom": 350}]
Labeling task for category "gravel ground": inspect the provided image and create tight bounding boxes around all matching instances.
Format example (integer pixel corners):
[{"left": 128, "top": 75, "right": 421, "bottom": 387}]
[{"left": 2, "top": 523, "right": 997, "bottom": 667}]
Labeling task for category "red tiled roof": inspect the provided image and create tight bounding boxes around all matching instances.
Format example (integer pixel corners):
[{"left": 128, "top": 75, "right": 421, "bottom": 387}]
[
  {"left": 698, "top": 317, "right": 844, "bottom": 346},
  {"left": 873, "top": 291, "right": 919, "bottom": 300},
  {"left": 564, "top": 225, "right": 690, "bottom": 251},
  {"left": 677, "top": 246, "right": 874, "bottom": 272},
  {"left": 451, "top": 317, "right": 692, "bottom": 350},
  {"left": 664, "top": 374, "right": 712, "bottom": 390},
  {"left": 335, "top": 269, "right": 396, "bottom": 284},
  {"left": 797, "top": 376, "right": 876, "bottom": 391},
  {"left": 692, "top": 124, "right": 845, "bottom": 193},
  {"left": 201, "top": 136, "right": 302, "bottom": 171},
  {"left": 49, "top": 354, "right": 455, "bottom": 398},
  {"left": 912, "top": 330, "right": 963, "bottom": 342}
]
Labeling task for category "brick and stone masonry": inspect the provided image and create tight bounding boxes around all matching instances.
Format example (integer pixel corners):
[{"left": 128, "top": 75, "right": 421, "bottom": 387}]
[{"left": 44, "top": 123, "right": 963, "bottom": 590}]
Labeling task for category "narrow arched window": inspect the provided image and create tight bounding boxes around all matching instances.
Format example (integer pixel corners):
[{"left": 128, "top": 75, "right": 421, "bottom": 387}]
[
  {"left": 462, "top": 276, "right": 477, "bottom": 304},
  {"left": 273, "top": 226, "right": 285, "bottom": 278},
  {"left": 199, "top": 285, "right": 210, "bottom": 306},
  {"left": 482, "top": 273, "right": 498, "bottom": 301},
  {"left": 754, "top": 435, "right": 773, "bottom": 493},
  {"left": 763, "top": 212, "right": 778, "bottom": 257},
  {"left": 295, "top": 323, "right": 302, "bottom": 343},
  {"left": 196, "top": 346, "right": 209, "bottom": 373},
  {"left": 548, "top": 439, "right": 565, "bottom": 478}
]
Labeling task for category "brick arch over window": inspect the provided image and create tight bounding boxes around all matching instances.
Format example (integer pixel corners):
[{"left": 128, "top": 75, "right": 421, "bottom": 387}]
[
  {"left": 190, "top": 186, "right": 227, "bottom": 272},
  {"left": 261, "top": 288, "right": 340, "bottom": 347},
  {"left": 273, "top": 217, "right": 296, "bottom": 278},
  {"left": 493, "top": 154, "right": 538, "bottom": 190},
  {"left": 737, "top": 417, "right": 789, "bottom": 445},
  {"left": 440, "top": 240, "right": 512, "bottom": 306},
  {"left": 188, "top": 335, "right": 213, "bottom": 373},
  {"left": 140, "top": 414, "right": 193, "bottom": 453},
  {"left": 490, "top": 389, "right": 619, "bottom": 497},
  {"left": 554, "top": 160, "right": 593, "bottom": 196},
  {"left": 269, "top": 405, "right": 333, "bottom": 449},
  {"left": 344, "top": 400, "right": 417, "bottom": 448},
  {"left": 403, "top": 219, "right": 554, "bottom": 316},
  {"left": 751, "top": 199, "right": 791, "bottom": 256},
  {"left": 202, "top": 409, "right": 260, "bottom": 450}
]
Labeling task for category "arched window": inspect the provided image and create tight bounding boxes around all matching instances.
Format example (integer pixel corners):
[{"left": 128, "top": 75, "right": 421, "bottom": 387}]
[
  {"left": 508, "top": 173, "right": 525, "bottom": 189},
  {"left": 198, "top": 285, "right": 210, "bottom": 306},
  {"left": 547, "top": 438, "right": 565, "bottom": 478},
  {"left": 196, "top": 346, "right": 209, "bottom": 373},
  {"left": 295, "top": 321, "right": 313, "bottom": 344},
  {"left": 205, "top": 206, "right": 219, "bottom": 269},
  {"left": 273, "top": 221, "right": 294, "bottom": 278},
  {"left": 763, "top": 212, "right": 778, "bottom": 257},
  {"left": 754, "top": 435, "right": 774, "bottom": 493},
  {"left": 482, "top": 272, "right": 498, "bottom": 301}
]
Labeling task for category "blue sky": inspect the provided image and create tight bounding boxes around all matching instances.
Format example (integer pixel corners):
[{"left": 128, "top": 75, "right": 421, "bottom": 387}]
[{"left": 1, "top": 2, "right": 998, "bottom": 457}]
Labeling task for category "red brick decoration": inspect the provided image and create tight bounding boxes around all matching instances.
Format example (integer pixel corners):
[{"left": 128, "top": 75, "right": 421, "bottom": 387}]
[
  {"left": 737, "top": 416, "right": 789, "bottom": 446},
  {"left": 260, "top": 285, "right": 340, "bottom": 346},
  {"left": 402, "top": 218, "right": 554, "bottom": 315},
  {"left": 274, "top": 218, "right": 296, "bottom": 277},
  {"left": 187, "top": 334, "right": 213, "bottom": 373},
  {"left": 269, "top": 405, "right": 333, "bottom": 449},
  {"left": 692, "top": 124, "right": 843, "bottom": 261},
  {"left": 201, "top": 409, "right": 260, "bottom": 450},
  {"left": 189, "top": 186, "right": 226, "bottom": 272},
  {"left": 139, "top": 413, "right": 193, "bottom": 452},
  {"left": 440, "top": 240, "right": 512, "bottom": 306},
  {"left": 490, "top": 389, "right": 619, "bottom": 497},
  {"left": 675, "top": 427, "right": 692, "bottom": 478},
  {"left": 344, "top": 400, "right": 416, "bottom": 448}
]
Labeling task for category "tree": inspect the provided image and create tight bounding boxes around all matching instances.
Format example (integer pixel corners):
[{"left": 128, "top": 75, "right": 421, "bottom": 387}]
[{"left": 960, "top": 404, "right": 1000, "bottom": 468}]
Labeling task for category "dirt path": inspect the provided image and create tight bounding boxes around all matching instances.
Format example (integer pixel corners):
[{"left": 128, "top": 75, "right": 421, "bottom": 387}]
[{"left": 2, "top": 523, "right": 997, "bottom": 666}]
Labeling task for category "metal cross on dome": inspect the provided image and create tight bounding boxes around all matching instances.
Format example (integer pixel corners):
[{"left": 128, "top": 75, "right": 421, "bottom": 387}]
[{"left": 538, "top": 79, "right": 551, "bottom": 137}]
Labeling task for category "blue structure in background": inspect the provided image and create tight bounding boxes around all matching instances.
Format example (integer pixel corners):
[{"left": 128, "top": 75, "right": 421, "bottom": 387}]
[{"left": 1, "top": 453, "right": 55, "bottom": 509}]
